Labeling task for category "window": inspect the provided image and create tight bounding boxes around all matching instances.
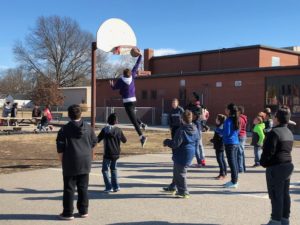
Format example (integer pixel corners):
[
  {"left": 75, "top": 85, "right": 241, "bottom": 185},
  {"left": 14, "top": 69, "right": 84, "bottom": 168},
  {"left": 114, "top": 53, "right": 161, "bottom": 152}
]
[
  {"left": 151, "top": 90, "right": 157, "bottom": 100},
  {"left": 141, "top": 90, "right": 148, "bottom": 100},
  {"left": 216, "top": 82, "right": 222, "bottom": 87},
  {"left": 266, "top": 76, "right": 300, "bottom": 114},
  {"left": 272, "top": 57, "right": 280, "bottom": 66},
  {"left": 234, "top": 80, "right": 242, "bottom": 87}
]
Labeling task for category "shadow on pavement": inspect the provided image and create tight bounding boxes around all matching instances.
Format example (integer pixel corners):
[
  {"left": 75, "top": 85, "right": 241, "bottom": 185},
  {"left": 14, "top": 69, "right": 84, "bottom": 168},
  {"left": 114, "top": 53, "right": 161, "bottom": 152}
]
[
  {"left": 108, "top": 222, "right": 219, "bottom": 225},
  {"left": 0, "top": 214, "right": 58, "bottom": 221}
]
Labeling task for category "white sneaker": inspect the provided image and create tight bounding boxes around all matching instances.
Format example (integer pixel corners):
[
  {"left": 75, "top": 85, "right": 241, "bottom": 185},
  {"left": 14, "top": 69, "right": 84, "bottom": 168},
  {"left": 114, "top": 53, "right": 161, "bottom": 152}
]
[{"left": 224, "top": 181, "right": 238, "bottom": 189}]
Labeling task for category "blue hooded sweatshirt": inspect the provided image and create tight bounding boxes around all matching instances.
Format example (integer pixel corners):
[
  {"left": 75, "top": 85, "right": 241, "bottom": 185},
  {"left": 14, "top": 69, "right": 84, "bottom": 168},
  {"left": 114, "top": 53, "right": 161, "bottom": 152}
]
[
  {"left": 111, "top": 55, "right": 142, "bottom": 103},
  {"left": 222, "top": 117, "right": 239, "bottom": 145},
  {"left": 164, "top": 123, "right": 199, "bottom": 166}
]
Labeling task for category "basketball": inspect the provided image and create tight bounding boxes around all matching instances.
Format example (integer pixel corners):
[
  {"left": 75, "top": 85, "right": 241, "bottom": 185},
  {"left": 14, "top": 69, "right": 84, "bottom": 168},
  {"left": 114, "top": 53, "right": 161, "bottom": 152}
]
[{"left": 130, "top": 47, "right": 141, "bottom": 57}]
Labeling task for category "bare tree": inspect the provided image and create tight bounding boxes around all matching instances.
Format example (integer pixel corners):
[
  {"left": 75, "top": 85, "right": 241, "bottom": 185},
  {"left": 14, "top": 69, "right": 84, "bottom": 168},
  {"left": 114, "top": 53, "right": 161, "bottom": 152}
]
[
  {"left": 13, "top": 16, "right": 93, "bottom": 87},
  {"left": 0, "top": 67, "right": 32, "bottom": 97}
]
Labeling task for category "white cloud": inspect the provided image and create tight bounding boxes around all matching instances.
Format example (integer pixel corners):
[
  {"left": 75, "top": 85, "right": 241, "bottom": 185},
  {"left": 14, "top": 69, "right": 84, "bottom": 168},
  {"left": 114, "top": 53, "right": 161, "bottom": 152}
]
[{"left": 153, "top": 48, "right": 181, "bottom": 56}]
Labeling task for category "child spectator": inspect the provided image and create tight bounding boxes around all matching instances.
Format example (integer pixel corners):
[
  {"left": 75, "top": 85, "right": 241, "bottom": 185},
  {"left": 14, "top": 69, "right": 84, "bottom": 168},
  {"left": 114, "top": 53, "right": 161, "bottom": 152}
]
[
  {"left": 223, "top": 103, "right": 240, "bottom": 188},
  {"left": 237, "top": 105, "right": 247, "bottom": 173},
  {"left": 251, "top": 115, "right": 265, "bottom": 167},
  {"left": 210, "top": 114, "right": 227, "bottom": 180},
  {"left": 264, "top": 108, "right": 273, "bottom": 133},
  {"left": 162, "top": 110, "right": 199, "bottom": 198},
  {"left": 98, "top": 113, "right": 127, "bottom": 193},
  {"left": 191, "top": 107, "right": 206, "bottom": 167},
  {"left": 168, "top": 98, "right": 184, "bottom": 139},
  {"left": 56, "top": 104, "right": 97, "bottom": 220},
  {"left": 260, "top": 106, "right": 294, "bottom": 225}
]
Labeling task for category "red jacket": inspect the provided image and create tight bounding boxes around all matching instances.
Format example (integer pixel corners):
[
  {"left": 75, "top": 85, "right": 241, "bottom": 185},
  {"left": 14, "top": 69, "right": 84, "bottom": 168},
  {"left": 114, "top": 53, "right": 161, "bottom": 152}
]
[{"left": 239, "top": 114, "right": 248, "bottom": 137}]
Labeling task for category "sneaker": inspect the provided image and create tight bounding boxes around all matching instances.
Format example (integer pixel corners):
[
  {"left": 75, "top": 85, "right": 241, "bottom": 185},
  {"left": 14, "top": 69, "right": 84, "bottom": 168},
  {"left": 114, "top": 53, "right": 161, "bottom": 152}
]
[
  {"left": 175, "top": 192, "right": 190, "bottom": 199},
  {"left": 140, "top": 136, "right": 147, "bottom": 148},
  {"left": 113, "top": 188, "right": 120, "bottom": 192},
  {"left": 79, "top": 213, "right": 89, "bottom": 218},
  {"left": 281, "top": 218, "right": 290, "bottom": 225},
  {"left": 141, "top": 123, "right": 147, "bottom": 131},
  {"left": 224, "top": 181, "right": 238, "bottom": 189},
  {"left": 190, "top": 164, "right": 202, "bottom": 168},
  {"left": 58, "top": 213, "right": 74, "bottom": 220},
  {"left": 103, "top": 189, "right": 113, "bottom": 193},
  {"left": 266, "top": 219, "right": 282, "bottom": 225},
  {"left": 162, "top": 187, "right": 176, "bottom": 194},
  {"left": 216, "top": 175, "right": 226, "bottom": 180},
  {"left": 201, "top": 159, "right": 206, "bottom": 166}
]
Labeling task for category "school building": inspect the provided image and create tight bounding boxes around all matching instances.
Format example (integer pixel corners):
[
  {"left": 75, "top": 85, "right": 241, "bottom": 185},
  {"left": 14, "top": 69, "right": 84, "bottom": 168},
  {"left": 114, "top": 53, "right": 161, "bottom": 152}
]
[{"left": 96, "top": 45, "right": 300, "bottom": 133}]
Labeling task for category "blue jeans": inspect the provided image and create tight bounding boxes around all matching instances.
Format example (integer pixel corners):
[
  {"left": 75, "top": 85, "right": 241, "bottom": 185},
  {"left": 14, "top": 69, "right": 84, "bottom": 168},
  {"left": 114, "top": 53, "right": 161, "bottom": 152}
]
[
  {"left": 195, "top": 136, "right": 205, "bottom": 164},
  {"left": 215, "top": 150, "right": 227, "bottom": 176},
  {"left": 238, "top": 136, "right": 247, "bottom": 172},
  {"left": 225, "top": 144, "right": 239, "bottom": 184},
  {"left": 102, "top": 158, "right": 119, "bottom": 190},
  {"left": 254, "top": 146, "right": 262, "bottom": 165}
]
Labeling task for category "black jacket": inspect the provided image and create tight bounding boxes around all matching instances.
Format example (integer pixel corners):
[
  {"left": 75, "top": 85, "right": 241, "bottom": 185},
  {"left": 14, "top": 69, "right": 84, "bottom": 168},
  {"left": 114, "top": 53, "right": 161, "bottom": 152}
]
[
  {"left": 98, "top": 125, "right": 127, "bottom": 160},
  {"left": 168, "top": 106, "right": 184, "bottom": 128},
  {"left": 56, "top": 120, "right": 97, "bottom": 176},
  {"left": 210, "top": 124, "right": 224, "bottom": 151},
  {"left": 260, "top": 124, "right": 293, "bottom": 168}
]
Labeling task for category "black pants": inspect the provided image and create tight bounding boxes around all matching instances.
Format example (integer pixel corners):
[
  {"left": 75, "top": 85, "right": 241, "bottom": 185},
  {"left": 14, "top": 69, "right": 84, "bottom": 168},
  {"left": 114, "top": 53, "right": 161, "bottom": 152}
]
[
  {"left": 124, "top": 102, "right": 143, "bottom": 136},
  {"left": 266, "top": 163, "right": 294, "bottom": 221},
  {"left": 63, "top": 174, "right": 89, "bottom": 216}
]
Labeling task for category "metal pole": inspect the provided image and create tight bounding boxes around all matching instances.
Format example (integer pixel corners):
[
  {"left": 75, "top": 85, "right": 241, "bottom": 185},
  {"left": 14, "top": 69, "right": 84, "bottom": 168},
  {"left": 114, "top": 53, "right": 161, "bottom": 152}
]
[{"left": 91, "top": 42, "right": 97, "bottom": 129}]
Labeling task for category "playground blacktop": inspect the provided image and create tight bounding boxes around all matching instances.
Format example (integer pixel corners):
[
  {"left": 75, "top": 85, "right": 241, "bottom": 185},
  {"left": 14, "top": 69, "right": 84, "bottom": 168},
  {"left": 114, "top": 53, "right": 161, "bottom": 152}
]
[{"left": 0, "top": 144, "right": 299, "bottom": 225}]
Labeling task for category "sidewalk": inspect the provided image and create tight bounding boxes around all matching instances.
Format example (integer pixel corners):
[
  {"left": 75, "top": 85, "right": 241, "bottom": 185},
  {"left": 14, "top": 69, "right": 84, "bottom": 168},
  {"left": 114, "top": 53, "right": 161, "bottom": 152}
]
[{"left": 0, "top": 146, "right": 299, "bottom": 225}]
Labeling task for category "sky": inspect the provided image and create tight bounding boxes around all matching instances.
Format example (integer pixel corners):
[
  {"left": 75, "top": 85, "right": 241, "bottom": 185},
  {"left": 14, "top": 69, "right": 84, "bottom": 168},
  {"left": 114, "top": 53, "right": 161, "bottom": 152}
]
[{"left": 1, "top": 0, "right": 300, "bottom": 70}]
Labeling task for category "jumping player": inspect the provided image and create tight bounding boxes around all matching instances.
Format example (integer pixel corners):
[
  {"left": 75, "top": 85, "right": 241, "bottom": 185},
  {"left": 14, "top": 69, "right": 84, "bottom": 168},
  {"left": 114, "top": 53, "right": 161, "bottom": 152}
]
[{"left": 109, "top": 49, "right": 147, "bottom": 148}]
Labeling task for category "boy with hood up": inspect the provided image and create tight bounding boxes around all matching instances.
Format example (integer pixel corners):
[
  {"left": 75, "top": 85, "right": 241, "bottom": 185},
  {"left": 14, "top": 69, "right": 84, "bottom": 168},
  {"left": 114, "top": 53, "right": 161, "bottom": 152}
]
[
  {"left": 98, "top": 113, "right": 127, "bottom": 193},
  {"left": 56, "top": 104, "right": 97, "bottom": 220},
  {"left": 162, "top": 110, "right": 199, "bottom": 199}
]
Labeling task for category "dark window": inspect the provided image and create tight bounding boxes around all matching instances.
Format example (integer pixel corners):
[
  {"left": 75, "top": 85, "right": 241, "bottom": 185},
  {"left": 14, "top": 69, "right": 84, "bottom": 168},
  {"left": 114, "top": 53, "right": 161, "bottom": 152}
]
[
  {"left": 266, "top": 76, "right": 300, "bottom": 114},
  {"left": 151, "top": 90, "right": 157, "bottom": 100},
  {"left": 141, "top": 90, "right": 148, "bottom": 100}
]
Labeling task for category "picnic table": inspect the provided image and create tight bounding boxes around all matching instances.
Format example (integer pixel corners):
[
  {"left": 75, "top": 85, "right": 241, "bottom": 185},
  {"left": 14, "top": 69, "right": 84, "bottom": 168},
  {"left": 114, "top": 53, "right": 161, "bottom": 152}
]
[{"left": 0, "top": 117, "right": 41, "bottom": 131}]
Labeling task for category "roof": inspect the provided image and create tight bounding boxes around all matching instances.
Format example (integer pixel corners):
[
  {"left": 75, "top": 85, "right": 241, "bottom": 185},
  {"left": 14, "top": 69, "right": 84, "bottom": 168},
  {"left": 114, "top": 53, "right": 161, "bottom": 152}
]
[{"left": 152, "top": 44, "right": 300, "bottom": 60}]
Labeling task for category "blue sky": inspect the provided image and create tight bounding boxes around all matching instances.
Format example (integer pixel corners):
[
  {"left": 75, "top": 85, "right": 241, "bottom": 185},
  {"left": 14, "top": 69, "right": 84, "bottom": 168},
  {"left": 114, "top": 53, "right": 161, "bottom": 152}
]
[{"left": 1, "top": 0, "right": 300, "bottom": 70}]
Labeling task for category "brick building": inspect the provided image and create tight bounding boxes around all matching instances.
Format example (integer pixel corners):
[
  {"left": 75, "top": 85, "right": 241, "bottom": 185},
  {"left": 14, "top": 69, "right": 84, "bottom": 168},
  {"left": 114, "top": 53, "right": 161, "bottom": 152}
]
[{"left": 96, "top": 45, "right": 300, "bottom": 133}]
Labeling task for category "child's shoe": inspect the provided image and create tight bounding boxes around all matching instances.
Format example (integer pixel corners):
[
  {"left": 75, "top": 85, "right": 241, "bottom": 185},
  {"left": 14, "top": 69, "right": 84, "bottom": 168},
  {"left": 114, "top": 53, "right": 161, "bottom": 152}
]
[
  {"left": 140, "top": 136, "right": 147, "bottom": 148},
  {"left": 103, "top": 188, "right": 113, "bottom": 193},
  {"left": 113, "top": 188, "right": 120, "bottom": 192},
  {"left": 58, "top": 213, "right": 74, "bottom": 220},
  {"left": 175, "top": 192, "right": 190, "bottom": 199},
  {"left": 266, "top": 219, "right": 282, "bottom": 225},
  {"left": 201, "top": 159, "right": 206, "bottom": 166},
  {"left": 79, "top": 213, "right": 89, "bottom": 218},
  {"left": 162, "top": 187, "right": 176, "bottom": 194},
  {"left": 216, "top": 175, "right": 226, "bottom": 180},
  {"left": 224, "top": 181, "right": 238, "bottom": 189}
]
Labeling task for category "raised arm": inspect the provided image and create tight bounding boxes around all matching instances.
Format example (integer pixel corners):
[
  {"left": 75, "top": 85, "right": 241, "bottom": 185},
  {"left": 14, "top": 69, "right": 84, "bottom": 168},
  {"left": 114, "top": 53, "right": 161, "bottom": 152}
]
[{"left": 131, "top": 55, "right": 142, "bottom": 79}]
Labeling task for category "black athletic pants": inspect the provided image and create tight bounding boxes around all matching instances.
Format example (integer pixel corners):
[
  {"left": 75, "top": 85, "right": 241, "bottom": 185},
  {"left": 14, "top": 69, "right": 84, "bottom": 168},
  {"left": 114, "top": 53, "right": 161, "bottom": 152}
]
[
  {"left": 62, "top": 174, "right": 89, "bottom": 216},
  {"left": 124, "top": 102, "right": 143, "bottom": 136}
]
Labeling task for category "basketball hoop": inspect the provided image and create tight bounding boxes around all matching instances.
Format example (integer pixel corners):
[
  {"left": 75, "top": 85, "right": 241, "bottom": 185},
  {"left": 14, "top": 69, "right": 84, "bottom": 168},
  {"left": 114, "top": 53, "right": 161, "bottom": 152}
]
[{"left": 96, "top": 18, "right": 137, "bottom": 55}]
